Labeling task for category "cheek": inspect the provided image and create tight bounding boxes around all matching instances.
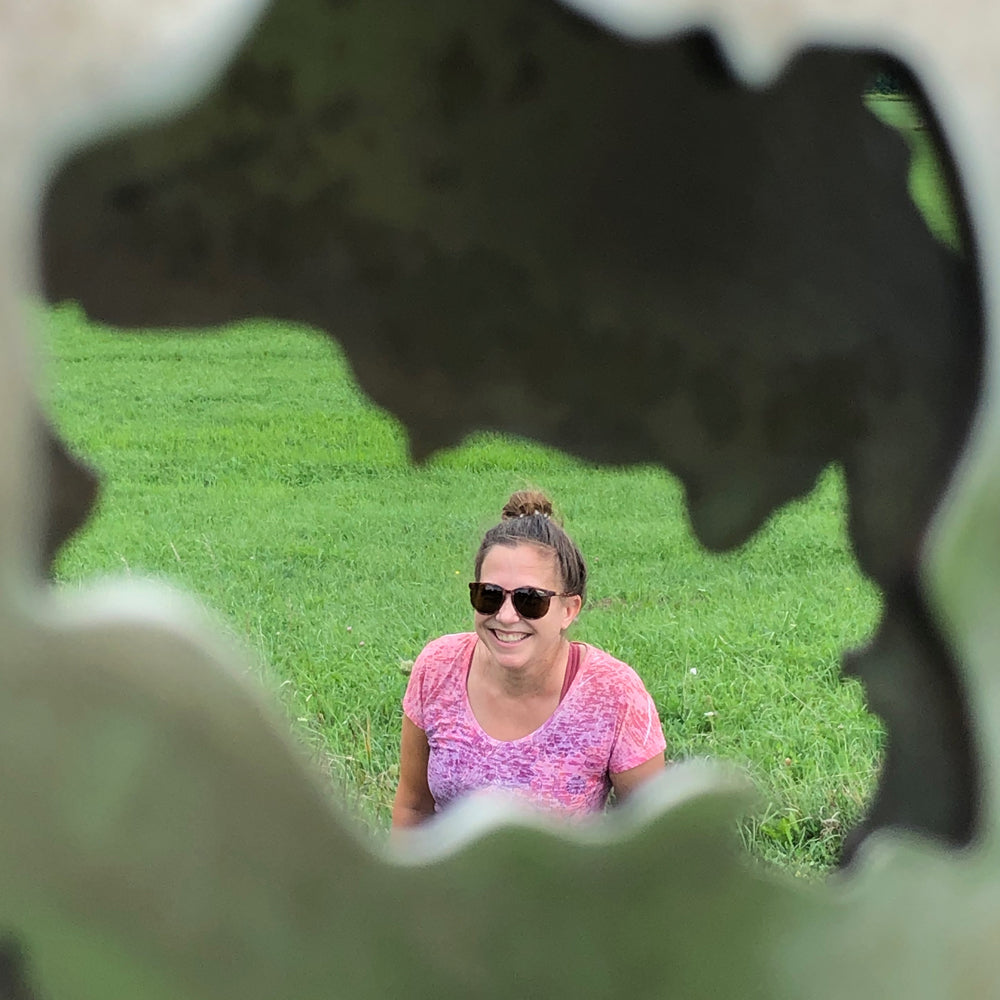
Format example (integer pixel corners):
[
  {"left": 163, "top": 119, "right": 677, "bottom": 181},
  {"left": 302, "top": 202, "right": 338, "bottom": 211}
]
[{"left": 542, "top": 609, "right": 565, "bottom": 632}]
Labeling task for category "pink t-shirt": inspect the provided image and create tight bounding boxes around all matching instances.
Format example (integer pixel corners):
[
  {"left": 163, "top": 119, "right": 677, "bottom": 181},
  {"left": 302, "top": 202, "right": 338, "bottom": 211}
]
[{"left": 402, "top": 632, "right": 666, "bottom": 816}]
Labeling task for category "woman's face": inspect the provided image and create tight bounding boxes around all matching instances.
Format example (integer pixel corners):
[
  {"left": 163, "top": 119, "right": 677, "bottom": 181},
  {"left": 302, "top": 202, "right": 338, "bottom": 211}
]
[{"left": 474, "top": 542, "right": 582, "bottom": 673}]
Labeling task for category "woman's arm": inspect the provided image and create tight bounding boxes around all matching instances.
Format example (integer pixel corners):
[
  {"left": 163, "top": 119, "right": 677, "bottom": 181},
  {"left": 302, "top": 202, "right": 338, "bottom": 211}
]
[
  {"left": 391, "top": 714, "right": 436, "bottom": 828},
  {"left": 610, "top": 751, "right": 666, "bottom": 803}
]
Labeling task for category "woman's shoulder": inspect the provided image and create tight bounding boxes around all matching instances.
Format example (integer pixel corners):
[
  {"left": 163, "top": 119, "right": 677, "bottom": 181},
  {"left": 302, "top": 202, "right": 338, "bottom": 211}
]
[
  {"left": 404, "top": 633, "right": 475, "bottom": 724},
  {"left": 420, "top": 631, "right": 476, "bottom": 655},
  {"left": 414, "top": 632, "right": 476, "bottom": 672},
  {"left": 575, "top": 642, "right": 651, "bottom": 692}
]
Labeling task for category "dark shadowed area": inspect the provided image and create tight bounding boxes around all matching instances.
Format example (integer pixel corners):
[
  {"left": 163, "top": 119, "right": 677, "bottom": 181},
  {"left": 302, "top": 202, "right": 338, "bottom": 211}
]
[{"left": 0, "top": 935, "right": 42, "bottom": 1000}]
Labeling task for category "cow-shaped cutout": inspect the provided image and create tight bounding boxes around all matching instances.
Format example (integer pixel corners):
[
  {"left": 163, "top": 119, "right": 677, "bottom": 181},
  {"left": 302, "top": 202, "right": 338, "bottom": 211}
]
[{"left": 3, "top": 0, "right": 1000, "bottom": 996}]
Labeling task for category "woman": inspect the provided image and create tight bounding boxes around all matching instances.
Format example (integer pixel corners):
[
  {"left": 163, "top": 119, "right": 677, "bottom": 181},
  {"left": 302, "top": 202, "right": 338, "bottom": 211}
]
[{"left": 392, "top": 490, "right": 666, "bottom": 826}]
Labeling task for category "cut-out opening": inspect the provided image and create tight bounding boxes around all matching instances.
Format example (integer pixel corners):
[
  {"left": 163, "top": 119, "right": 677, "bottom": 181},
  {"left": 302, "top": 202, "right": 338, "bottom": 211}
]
[
  {"left": 36, "top": 8, "right": 985, "bottom": 870},
  {"left": 44, "top": 308, "right": 884, "bottom": 875},
  {"left": 862, "top": 68, "right": 964, "bottom": 253}
]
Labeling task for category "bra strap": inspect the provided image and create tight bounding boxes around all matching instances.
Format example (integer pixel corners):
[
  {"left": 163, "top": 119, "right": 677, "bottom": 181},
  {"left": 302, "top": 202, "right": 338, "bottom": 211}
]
[{"left": 559, "top": 642, "right": 581, "bottom": 702}]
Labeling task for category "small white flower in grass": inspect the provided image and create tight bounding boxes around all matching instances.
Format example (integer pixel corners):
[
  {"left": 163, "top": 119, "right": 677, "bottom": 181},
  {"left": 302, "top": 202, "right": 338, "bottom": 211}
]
[
  {"left": 689, "top": 667, "right": 698, "bottom": 675},
  {"left": 346, "top": 626, "right": 352, "bottom": 632},
  {"left": 704, "top": 711, "right": 716, "bottom": 717},
  {"left": 359, "top": 641, "right": 365, "bottom": 646}
]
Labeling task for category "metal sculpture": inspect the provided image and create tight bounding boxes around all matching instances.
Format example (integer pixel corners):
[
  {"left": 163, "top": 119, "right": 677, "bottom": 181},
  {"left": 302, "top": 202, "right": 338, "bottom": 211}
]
[{"left": 4, "top": 0, "right": 1000, "bottom": 995}]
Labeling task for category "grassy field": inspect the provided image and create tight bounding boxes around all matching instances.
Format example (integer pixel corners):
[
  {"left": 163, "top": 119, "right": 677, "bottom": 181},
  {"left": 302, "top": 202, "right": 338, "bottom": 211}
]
[
  {"left": 39, "top": 92, "right": 960, "bottom": 877},
  {"left": 43, "top": 306, "right": 884, "bottom": 875}
]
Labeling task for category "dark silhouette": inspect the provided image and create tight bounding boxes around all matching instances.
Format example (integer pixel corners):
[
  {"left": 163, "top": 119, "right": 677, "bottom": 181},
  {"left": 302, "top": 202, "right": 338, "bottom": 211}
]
[{"left": 0, "top": 936, "right": 42, "bottom": 1000}]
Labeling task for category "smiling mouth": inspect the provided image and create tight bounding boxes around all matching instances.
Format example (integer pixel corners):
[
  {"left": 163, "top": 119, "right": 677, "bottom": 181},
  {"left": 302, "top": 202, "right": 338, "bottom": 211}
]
[{"left": 491, "top": 629, "right": 529, "bottom": 644}]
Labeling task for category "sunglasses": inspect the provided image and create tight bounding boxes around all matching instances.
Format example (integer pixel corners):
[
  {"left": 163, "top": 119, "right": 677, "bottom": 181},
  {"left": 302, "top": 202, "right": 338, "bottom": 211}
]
[{"left": 468, "top": 582, "right": 569, "bottom": 620}]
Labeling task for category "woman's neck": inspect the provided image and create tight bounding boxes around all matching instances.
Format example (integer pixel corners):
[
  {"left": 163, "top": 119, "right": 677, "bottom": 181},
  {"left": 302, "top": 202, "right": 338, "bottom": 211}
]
[{"left": 477, "top": 636, "right": 569, "bottom": 699}]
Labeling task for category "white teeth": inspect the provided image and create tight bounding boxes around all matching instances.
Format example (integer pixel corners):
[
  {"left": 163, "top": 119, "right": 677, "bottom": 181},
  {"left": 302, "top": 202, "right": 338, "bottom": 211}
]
[{"left": 494, "top": 630, "right": 528, "bottom": 643}]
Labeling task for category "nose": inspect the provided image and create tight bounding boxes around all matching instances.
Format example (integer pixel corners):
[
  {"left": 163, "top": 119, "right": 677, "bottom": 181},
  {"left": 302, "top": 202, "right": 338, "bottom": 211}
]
[{"left": 495, "top": 593, "right": 521, "bottom": 624}]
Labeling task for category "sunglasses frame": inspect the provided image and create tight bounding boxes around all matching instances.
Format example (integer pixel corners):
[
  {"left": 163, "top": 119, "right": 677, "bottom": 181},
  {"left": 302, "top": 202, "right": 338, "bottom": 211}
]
[{"left": 468, "top": 582, "right": 571, "bottom": 620}]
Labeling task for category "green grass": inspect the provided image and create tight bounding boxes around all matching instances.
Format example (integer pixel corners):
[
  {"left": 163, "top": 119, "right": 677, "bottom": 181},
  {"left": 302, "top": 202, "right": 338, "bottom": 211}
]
[
  {"left": 864, "top": 93, "right": 962, "bottom": 250},
  {"left": 41, "top": 304, "right": 883, "bottom": 875}
]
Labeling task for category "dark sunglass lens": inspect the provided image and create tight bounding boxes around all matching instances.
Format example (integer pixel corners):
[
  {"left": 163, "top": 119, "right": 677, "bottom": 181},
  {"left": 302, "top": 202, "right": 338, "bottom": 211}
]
[
  {"left": 470, "top": 584, "right": 557, "bottom": 619},
  {"left": 469, "top": 582, "right": 504, "bottom": 615},
  {"left": 511, "top": 588, "right": 551, "bottom": 619}
]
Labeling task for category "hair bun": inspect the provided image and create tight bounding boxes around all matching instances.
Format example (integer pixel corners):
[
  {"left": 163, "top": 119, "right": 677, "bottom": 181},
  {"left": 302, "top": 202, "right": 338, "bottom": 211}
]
[{"left": 501, "top": 490, "right": 554, "bottom": 520}]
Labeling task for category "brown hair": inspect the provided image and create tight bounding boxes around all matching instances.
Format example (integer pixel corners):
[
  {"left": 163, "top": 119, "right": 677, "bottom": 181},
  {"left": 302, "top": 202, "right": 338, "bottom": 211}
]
[{"left": 473, "top": 490, "right": 587, "bottom": 603}]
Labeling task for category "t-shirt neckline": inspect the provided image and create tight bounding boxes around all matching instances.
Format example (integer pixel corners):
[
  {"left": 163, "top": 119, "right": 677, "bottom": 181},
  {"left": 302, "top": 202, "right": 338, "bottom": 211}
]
[{"left": 463, "top": 635, "right": 584, "bottom": 745}]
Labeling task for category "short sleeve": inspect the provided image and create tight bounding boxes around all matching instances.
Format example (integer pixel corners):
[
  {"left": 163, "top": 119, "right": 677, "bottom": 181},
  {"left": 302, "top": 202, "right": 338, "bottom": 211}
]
[
  {"left": 401, "top": 633, "right": 472, "bottom": 731},
  {"left": 402, "top": 648, "right": 428, "bottom": 729},
  {"left": 608, "top": 670, "right": 666, "bottom": 774}
]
